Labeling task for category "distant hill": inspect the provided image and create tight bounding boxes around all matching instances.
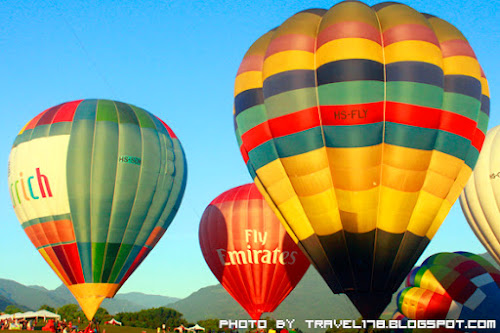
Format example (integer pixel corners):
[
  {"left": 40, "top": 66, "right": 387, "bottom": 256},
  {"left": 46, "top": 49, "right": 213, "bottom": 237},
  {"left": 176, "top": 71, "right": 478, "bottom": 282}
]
[
  {"left": 170, "top": 267, "right": 361, "bottom": 332},
  {"left": 1, "top": 251, "right": 497, "bottom": 331},
  {"left": 0, "top": 279, "right": 178, "bottom": 314}
]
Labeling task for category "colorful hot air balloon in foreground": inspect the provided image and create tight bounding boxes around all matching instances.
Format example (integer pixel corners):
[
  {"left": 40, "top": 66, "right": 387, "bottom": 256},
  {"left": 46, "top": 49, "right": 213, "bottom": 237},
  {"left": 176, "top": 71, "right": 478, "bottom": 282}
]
[
  {"left": 199, "top": 183, "right": 310, "bottom": 320},
  {"left": 8, "top": 99, "right": 187, "bottom": 320},
  {"left": 460, "top": 125, "right": 500, "bottom": 266},
  {"left": 397, "top": 252, "right": 500, "bottom": 332},
  {"left": 233, "top": 0, "right": 490, "bottom": 318}
]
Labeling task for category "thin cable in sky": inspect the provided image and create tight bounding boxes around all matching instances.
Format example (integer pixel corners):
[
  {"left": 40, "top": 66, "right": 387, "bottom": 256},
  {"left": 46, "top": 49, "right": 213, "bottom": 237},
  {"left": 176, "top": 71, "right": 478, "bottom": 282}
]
[{"left": 44, "top": 0, "right": 117, "bottom": 96}]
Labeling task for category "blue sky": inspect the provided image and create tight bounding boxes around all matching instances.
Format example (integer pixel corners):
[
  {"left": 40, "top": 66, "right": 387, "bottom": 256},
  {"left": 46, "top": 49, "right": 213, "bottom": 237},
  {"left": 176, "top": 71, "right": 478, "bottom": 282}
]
[{"left": 1, "top": 0, "right": 499, "bottom": 299}]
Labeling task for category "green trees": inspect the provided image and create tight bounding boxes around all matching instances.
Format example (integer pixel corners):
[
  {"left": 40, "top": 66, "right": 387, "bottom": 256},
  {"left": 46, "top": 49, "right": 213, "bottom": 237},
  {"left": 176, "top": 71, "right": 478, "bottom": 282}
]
[
  {"left": 115, "top": 307, "right": 187, "bottom": 328},
  {"left": 57, "top": 304, "right": 85, "bottom": 322},
  {"left": 39, "top": 305, "right": 56, "bottom": 312},
  {"left": 4, "top": 305, "right": 22, "bottom": 314}
]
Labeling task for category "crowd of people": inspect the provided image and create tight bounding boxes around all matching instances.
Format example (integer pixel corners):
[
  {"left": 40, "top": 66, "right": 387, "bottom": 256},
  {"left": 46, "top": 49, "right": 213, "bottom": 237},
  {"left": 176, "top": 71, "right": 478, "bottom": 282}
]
[
  {"left": 0, "top": 318, "right": 36, "bottom": 330},
  {"left": 0, "top": 318, "right": 90, "bottom": 333}
]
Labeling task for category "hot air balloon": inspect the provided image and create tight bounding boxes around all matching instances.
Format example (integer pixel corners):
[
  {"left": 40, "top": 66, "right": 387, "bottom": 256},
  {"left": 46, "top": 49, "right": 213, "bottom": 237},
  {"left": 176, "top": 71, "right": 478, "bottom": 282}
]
[
  {"left": 199, "top": 183, "right": 310, "bottom": 320},
  {"left": 233, "top": 1, "right": 490, "bottom": 319},
  {"left": 8, "top": 99, "right": 187, "bottom": 320},
  {"left": 460, "top": 125, "right": 500, "bottom": 266},
  {"left": 397, "top": 252, "right": 500, "bottom": 332}
]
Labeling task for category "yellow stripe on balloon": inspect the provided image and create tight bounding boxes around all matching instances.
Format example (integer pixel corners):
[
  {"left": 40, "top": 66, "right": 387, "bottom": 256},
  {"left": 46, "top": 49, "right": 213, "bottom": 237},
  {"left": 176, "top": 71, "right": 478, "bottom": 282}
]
[
  {"left": 422, "top": 170, "right": 455, "bottom": 199},
  {"left": 426, "top": 200, "right": 453, "bottom": 239},
  {"left": 254, "top": 177, "right": 300, "bottom": 244},
  {"left": 234, "top": 71, "right": 263, "bottom": 97},
  {"left": 316, "top": 38, "right": 383, "bottom": 68},
  {"left": 288, "top": 167, "right": 333, "bottom": 196},
  {"left": 443, "top": 56, "right": 481, "bottom": 81},
  {"left": 377, "top": 187, "right": 418, "bottom": 234},
  {"left": 428, "top": 150, "right": 467, "bottom": 181},
  {"left": 299, "top": 188, "right": 343, "bottom": 235},
  {"left": 481, "top": 77, "right": 490, "bottom": 97},
  {"left": 327, "top": 145, "right": 381, "bottom": 191},
  {"left": 335, "top": 187, "right": 379, "bottom": 233},
  {"left": 281, "top": 148, "right": 330, "bottom": 177},
  {"left": 384, "top": 41, "right": 443, "bottom": 68},
  {"left": 263, "top": 50, "right": 315, "bottom": 80},
  {"left": 402, "top": 287, "right": 427, "bottom": 319},
  {"left": 421, "top": 270, "right": 447, "bottom": 295},
  {"left": 39, "top": 248, "right": 71, "bottom": 286},
  {"left": 446, "top": 166, "right": 472, "bottom": 203},
  {"left": 406, "top": 191, "right": 444, "bottom": 237},
  {"left": 277, "top": 196, "right": 316, "bottom": 240}
]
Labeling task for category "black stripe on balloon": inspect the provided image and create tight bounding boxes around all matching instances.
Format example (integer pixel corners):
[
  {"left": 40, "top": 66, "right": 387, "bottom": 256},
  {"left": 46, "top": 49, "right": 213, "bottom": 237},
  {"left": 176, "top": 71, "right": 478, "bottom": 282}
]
[
  {"left": 317, "top": 59, "right": 384, "bottom": 86},
  {"left": 444, "top": 75, "right": 482, "bottom": 101},
  {"left": 481, "top": 95, "right": 490, "bottom": 116},
  {"left": 385, "top": 232, "right": 429, "bottom": 291},
  {"left": 371, "top": 230, "right": 404, "bottom": 292},
  {"left": 386, "top": 61, "right": 444, "bottom": 88},
  {"left": 234, "top": 88, "right": 264, "bottom": 116},
  {"left": 300, "top": 235, "right": 344, "bottom": 293},
  {"left": 315, "top": 228, "right": 376, "bottom": 292},
  {"left": 263, "top": 70, "right": 317, "bottom": 99}
]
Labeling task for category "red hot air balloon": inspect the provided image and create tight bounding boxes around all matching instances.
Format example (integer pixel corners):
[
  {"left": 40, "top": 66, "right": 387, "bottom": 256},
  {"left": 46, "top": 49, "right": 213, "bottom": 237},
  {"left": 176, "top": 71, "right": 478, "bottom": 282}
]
[{"left": 199, "top": 183, "right": 310, "bottom": 320}]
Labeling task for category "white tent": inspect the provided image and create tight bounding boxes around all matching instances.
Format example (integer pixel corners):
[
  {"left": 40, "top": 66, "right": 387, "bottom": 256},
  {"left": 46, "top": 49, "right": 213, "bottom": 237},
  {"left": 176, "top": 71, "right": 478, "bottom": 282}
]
[
  {"left": 104, "top": 318, "right": 122, "bottom": 326},
  {"left": 18, "top": 311, "right": 37, "bottom": 319},
  {"left": 34, "top": 310, "right": 61, "bottom": 320},
  {"left": 187, "top": 324, "right": 205, "bottom": 331},
  {"left": 0, "top": 313, "right": 12, "bottom": 320}
]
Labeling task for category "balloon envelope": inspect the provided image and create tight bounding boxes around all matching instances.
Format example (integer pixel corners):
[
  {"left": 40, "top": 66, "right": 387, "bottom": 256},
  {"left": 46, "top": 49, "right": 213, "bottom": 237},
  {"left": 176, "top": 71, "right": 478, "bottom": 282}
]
[
  {"left": 397, "top": 252, "right": 500, "bottom": 332},
  {"left": 233, "top": 1, "right": 489, "bottom": 319},
  {"left": 460, "top": 125, "right": 500, "bottom": 266},
  {"left": 8, "top": 99, "right": 187, "bottom": 320},
  {"left": 199, "top": 183, "right": 310, "bottom": 320}
]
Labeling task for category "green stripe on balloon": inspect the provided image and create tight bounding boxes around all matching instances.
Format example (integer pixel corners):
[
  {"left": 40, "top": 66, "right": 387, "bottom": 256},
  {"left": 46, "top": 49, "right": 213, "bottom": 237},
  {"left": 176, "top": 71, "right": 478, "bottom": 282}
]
[
  {"left": 386, "top": 82, "right": 443, "bottom": 108},
  {"left": 235, "top": 104, "right": 267, "bottom": 135},
  {"left": 67, "top": 99, "right": 98, "bottom": 282},
  {"left": 318, "top": 81, "right": 384, "bottom": 105}
]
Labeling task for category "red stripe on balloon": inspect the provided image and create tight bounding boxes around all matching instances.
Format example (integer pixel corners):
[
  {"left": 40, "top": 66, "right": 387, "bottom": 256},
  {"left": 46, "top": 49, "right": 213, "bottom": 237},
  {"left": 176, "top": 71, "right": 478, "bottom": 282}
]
[
  {"left": 237, "top": 55, "right": 265, "bottom": 76},
  {"left": 119, "top": 247, "right": 151, "bottom": 285},
  {"left": 52, "top": 243, "right": 85, "bottom": 285},
  {"left": 472, "top": 128, "right": 486, "bottom": 151},
  {"left": 241, "top": 102, "right": 480, "bottom": 152},
  {"left": 445, "top": 275, "right": 476, "bottom": 303},
  {"left": 317, "top": 21, "right": 382, "bottom": 49},
  {"left": 424, "top": 293, "right": 453, "bottom": 319},
  {"left": 440, "top": 39, "right": 477, "bottom": 59},
  {"left": 52, "top": 100, "right": 81, "bottom": 123},
  {"left": 385, "top": 102, "right": 477, "bottom": 141},
  {"left": 156, "top": 117, "right": 178, "bottom": 139},
  {"left": 382, "top": 24, "right": 439, "bottom": 47},
  {"left": 265, "top": 34, "right": 316, "bottom": 58},
  {"left": 240, "top": 145, "right": 250, "bottom": 164}
]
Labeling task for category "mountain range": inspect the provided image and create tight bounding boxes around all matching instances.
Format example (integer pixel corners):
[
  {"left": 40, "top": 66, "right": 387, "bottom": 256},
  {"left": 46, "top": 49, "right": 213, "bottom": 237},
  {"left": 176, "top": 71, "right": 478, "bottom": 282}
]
[{"left": 1, "top": 252, "right": 498, "bottom": 332}]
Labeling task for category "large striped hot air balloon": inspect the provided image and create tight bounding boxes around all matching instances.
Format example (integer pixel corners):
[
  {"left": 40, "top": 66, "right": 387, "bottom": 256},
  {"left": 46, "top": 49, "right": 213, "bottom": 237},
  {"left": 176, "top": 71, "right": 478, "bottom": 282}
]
[
  {"left": 8, "top": 99, "right": 187, "bottom": 320},
  {"left": 233, "top": 1, "right": 490, "bottom": 319},
  {"left": 199, "top": 183, "right": 310, "bottom": 320},
  {"left": 397, "top": 252, "right": 500, "bottom": 332},
  {"left": 460, "top": 125, "right": 500, "bottom": 266}
]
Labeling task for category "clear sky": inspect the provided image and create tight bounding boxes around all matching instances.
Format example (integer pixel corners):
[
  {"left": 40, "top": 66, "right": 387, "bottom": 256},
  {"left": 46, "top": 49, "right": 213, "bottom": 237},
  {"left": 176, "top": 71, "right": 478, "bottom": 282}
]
[{"left": 1, "top": 0, "right": 499, "bottom": 299}]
